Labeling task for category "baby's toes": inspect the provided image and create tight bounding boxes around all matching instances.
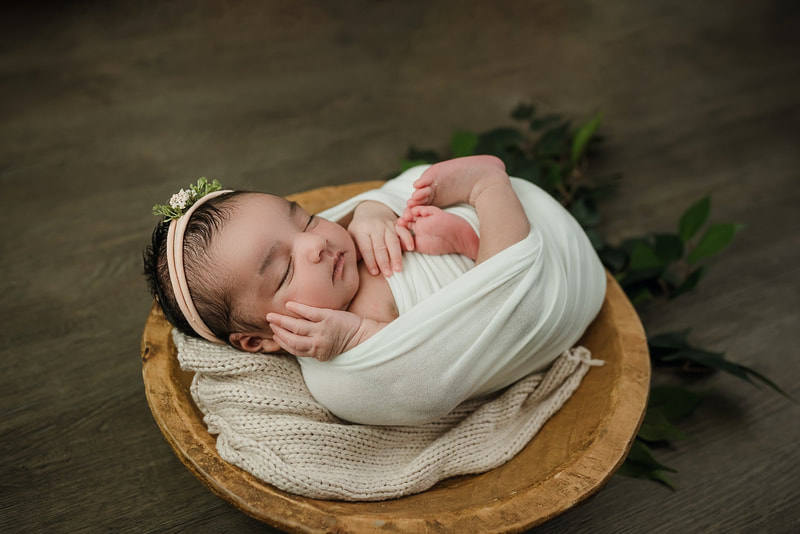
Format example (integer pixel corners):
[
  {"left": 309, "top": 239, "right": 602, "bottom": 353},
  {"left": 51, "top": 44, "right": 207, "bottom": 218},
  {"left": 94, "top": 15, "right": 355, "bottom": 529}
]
[
  {"left": 410, "top": 205, "right": 438, "bottom": 218},
  {"left": 411, "top": 186, "right": 434, "bottom": 203},
  {"left": 399, "top": 208, "right": 417, "bottom": 223}
]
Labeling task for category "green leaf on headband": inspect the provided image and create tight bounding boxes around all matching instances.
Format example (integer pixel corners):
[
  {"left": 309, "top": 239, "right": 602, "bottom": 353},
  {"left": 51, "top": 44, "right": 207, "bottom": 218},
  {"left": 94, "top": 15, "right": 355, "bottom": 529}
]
[{"left": 152, "top": 177, "right": 222, "bottom": 222}]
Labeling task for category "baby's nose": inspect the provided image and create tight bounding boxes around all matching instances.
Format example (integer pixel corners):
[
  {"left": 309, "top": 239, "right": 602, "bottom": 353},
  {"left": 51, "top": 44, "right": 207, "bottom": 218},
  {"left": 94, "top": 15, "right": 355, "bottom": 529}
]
[{"left": 302, "top": 234, "right": 326, "bottom": 263}]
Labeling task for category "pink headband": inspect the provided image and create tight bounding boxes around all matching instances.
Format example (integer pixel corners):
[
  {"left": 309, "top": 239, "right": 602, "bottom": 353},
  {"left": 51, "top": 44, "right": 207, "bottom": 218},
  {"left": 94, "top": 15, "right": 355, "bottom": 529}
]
[{"left": 166, "top": 189, "right": 233, "bottom": 344}]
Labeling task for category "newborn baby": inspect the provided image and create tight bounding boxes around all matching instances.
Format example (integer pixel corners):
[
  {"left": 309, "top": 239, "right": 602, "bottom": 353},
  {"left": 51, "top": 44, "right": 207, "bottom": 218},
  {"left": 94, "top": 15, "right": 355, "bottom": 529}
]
[
  {"left": 148, "top": 155, "right": 606, "bottom": 425},
  {"left": 144, "top": 156, "right": 519, "bottom": 362}
]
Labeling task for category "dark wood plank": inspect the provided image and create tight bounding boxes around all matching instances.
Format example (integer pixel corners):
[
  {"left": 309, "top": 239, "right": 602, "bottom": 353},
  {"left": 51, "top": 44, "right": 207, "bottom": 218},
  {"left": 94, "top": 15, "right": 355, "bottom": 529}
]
[{"left": 1, "top": 1, "right": 798, "bottom": 532}]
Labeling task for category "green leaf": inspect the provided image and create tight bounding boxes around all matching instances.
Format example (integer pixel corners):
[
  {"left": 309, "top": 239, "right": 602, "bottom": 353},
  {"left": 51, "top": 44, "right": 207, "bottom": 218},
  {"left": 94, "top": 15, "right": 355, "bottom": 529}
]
[
  {"left": 687, "top": 223, "right": 744, "bottom": 264},
  {"left": 648, "top": 330, "right": 692, "bottom": 364},
  {"left": 629, "top": 242, "right": 666, "bottom": 270},
  {"left": 628, "top": 285, "right": 654, "bottom": 307},
  {"left": 599, "top": 245, "right": 628, "bottom": 272},
  {"left": 510, "top": 159, "right": 543, "bottom": 186},
  {"left": 529, "top": 114, "right": 562, "bottom": 131},
  {"left": 649, "top": 386, "right": 705, "bottom": 420},
  {"left": 653, "top": 233, "right": 684, "bottom": 263},
  {"left": 534, "top": 121, "right": 571, "bottom": 155},
  {"left": 648, "top": 330, "right": 692, "bottom": 350},
  {"left": 670, "top": 266, "right": 707, "bottom": 299},
  {"left": 584, "top": 228, "right": 606, "bottom": 251},
  {"left": 571, "top": 112, "right": 603, "bottom": 163},
  {"left": 678, "top": 196, "right": 711, "bottom": 242},
  {"left": 663, "top": 349, "right": 791, "bottom": 398},
  {"left": 511, "top": 103, "right": 535, "bottom": 120},
  {"left": 450, "top": 130, "right": 479, "bottom": 158},
  {"left": 477, "top": 127, "right": 525, "bottom": 149},
  {"left": 638, "top": 409, "right": 688, "bottom": 442},
  {"left": 544, "top": 162, "right": 564, "bottom": 190},
  {"left": 569, "top": 196, "right": 600, "bottom": 227},
  {"left": 620, "top": 236, "right": 648, "bottom": 255},
  {"left": 618, "top": 440, "right": 677, "bottom": 490}
]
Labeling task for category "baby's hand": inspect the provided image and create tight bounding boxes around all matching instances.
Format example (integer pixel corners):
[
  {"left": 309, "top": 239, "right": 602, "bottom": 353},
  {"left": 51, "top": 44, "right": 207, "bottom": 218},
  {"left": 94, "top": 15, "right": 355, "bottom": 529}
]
[
  {"left": 267, "top": 302, "right": 379, "bottom": 361},
  {"left": 348, "top": 201, "right": 414, "bottom": 276}
]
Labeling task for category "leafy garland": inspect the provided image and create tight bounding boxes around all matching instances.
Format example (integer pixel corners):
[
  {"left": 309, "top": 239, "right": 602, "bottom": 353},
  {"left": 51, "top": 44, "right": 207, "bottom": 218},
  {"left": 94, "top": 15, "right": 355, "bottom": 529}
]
[
  {"left": 398, "top": 104, "right": 789, "bottom": 488},
  {"left": 152, "top": 177, "right": 222, "bottom": 222}
]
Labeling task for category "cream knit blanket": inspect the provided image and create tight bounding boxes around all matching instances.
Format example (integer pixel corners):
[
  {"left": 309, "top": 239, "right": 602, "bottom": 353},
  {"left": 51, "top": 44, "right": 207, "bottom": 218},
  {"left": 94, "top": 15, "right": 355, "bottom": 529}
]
[{"left": 177, "top": 332, "right": 601, "bottom": 501}]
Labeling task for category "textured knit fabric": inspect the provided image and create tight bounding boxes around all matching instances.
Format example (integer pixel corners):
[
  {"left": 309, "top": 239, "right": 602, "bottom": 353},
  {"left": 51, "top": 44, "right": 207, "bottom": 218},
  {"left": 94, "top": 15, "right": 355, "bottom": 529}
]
[
  {"left": 297, "top": 166, "right": 607, "bottom": 425},
  {"left": 177, "top": 332, "right": 602, "bottom": 501}
]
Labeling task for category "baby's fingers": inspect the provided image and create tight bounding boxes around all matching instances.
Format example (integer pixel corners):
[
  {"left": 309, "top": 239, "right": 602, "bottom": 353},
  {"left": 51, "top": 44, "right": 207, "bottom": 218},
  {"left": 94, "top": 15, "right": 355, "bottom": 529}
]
[
  {"left": 395, "top": 224, "right": 414, "bottom": 252},
  {"left": 269, "top": 323, "right": 309, "bottom": 355},
  {"left": 270, "top": 323, "right": 333, "bottom": 361},
  {"left": 383, "top": 227, "right": 403, "bottom": 272},
  {"left": 352, "top": 233, "right": 379, "bottom": 275},
  {"left": 267, "top": 312, "right": 312, "bottom": 335},
  {"left": 284, "top": 301, "right": 329, "bottom": 322}
]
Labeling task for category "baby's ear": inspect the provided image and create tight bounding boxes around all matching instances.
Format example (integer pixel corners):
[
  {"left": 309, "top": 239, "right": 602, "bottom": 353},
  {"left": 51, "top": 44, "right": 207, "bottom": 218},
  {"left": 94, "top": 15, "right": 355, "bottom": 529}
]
[{"left": 229, "top": 332, "right": 281, "bottom": 353}]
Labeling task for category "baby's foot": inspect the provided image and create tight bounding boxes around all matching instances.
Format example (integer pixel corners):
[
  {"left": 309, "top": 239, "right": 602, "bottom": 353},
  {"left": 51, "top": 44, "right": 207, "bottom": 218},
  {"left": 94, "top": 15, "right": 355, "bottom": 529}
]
[
  {"left": 398, "top": 205, "right": 479, "bottom": 260},
  {"left": 407, "top": 155, "right": 507, "bottom": 210}
]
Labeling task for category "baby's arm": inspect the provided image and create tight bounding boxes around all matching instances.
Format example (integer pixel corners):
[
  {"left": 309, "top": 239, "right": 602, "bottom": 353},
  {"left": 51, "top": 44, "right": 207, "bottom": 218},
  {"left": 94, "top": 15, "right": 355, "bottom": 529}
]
[
  {"left": 267, "top": 302, "right": 387, "bottom": 362},
  {"left": 403, "top": 156, "right": 529, "bottom": 266}
]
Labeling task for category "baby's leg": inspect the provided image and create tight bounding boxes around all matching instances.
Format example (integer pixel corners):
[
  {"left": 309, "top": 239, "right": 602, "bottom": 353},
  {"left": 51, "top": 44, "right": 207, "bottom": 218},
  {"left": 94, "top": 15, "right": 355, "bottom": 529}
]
[
  {"left": 399, "top": 206, "right": 479, "bottom": 260},
  {"left": 404, "top": 155, "right": 529, "bottom": 265}
]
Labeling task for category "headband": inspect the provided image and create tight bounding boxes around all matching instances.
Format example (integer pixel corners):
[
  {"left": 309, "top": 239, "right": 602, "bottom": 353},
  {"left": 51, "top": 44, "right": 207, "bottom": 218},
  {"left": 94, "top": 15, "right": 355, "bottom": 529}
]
[{"left": 154, "top": 178, "right": 231, "bottom": 344}]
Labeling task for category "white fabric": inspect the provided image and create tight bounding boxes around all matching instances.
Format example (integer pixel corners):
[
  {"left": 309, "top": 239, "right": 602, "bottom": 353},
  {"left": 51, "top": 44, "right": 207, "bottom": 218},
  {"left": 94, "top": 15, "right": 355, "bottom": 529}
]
[
  {"left": 297, "top": 166, "right": 607, "bottom": 425},
  {"left": 177, "top": 333, "right": 602, "bottom": 501}
]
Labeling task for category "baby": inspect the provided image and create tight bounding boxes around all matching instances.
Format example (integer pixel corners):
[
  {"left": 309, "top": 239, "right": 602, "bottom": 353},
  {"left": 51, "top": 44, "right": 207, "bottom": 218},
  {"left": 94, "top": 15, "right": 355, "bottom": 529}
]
[{"left": 144, "top": 156, "right": 528, "bottom": 362}]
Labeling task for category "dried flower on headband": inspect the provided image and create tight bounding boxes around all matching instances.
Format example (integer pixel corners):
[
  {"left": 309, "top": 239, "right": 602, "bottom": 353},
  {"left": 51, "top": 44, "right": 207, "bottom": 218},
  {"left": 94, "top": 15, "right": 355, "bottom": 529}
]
[{"left": 152, "top": 177, "right": 223, "bottom": 222}]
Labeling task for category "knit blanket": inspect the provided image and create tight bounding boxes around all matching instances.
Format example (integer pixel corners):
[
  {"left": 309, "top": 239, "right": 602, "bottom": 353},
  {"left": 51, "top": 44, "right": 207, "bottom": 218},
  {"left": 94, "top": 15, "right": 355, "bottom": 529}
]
[{"left": 177, "top": 333, "right": 602, "bottom": 501}]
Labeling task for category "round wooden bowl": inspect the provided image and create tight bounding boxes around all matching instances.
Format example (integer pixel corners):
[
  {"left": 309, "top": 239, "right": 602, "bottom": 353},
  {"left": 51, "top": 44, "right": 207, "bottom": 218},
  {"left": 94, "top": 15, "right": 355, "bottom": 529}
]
[{"left": 141, "top": 181, "right": 651, "bottom": 533}]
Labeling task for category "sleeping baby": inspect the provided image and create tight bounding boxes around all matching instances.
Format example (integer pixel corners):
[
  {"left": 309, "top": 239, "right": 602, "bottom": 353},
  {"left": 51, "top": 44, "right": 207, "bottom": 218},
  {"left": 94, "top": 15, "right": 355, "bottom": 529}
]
[
  {"left": 144, "top": 155, "right": 606, "bottom": 425},
  {"left": 146, "top": 156, "right": 520, "bottom": 359}
]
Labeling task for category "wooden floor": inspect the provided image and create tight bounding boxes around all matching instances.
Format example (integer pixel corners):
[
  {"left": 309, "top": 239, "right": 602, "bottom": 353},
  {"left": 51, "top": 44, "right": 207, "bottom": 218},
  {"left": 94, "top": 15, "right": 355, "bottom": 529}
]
[{"left": 1, "top": 1, "right": 798, "bottom": 532}]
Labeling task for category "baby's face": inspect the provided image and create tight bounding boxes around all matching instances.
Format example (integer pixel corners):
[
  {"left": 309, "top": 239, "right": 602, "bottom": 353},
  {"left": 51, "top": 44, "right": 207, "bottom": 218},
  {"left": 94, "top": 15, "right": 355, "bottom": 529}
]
[{"left": 212, "top": 193, "right": 360, "bottom": 336}]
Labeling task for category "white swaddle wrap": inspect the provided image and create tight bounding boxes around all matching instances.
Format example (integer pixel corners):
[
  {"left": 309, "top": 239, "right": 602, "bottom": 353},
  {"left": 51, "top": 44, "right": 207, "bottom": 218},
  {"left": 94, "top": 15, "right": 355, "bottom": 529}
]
[
  {"left": 177, "top": 165, "right": 607, "bottom": 500},
  {"left": 298, "top": 165, "right": 606, "bottom": 425}
]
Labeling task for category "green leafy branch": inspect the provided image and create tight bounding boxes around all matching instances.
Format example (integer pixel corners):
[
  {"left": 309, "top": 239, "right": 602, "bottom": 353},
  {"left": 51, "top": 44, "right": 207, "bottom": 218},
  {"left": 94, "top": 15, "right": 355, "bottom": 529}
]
[
  {"left": 602, "top": 196, "right": 745, "bottom": 307},
  {"left": 398, "top": 104, "right": 788, "bottom": 489}
]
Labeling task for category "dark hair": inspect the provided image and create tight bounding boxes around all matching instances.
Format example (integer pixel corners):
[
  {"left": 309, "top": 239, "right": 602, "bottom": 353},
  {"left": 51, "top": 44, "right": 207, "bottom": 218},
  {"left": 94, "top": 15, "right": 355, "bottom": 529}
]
[{"left": 143, "top": 190, "right": 261, "bottom": 345}]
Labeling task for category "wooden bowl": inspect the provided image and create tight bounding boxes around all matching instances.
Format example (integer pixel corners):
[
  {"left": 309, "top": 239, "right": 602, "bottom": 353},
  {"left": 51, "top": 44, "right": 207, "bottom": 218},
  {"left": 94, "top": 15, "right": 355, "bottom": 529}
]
[{"left": 141, "top": 181, "right": 651, "bottom": 533}]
